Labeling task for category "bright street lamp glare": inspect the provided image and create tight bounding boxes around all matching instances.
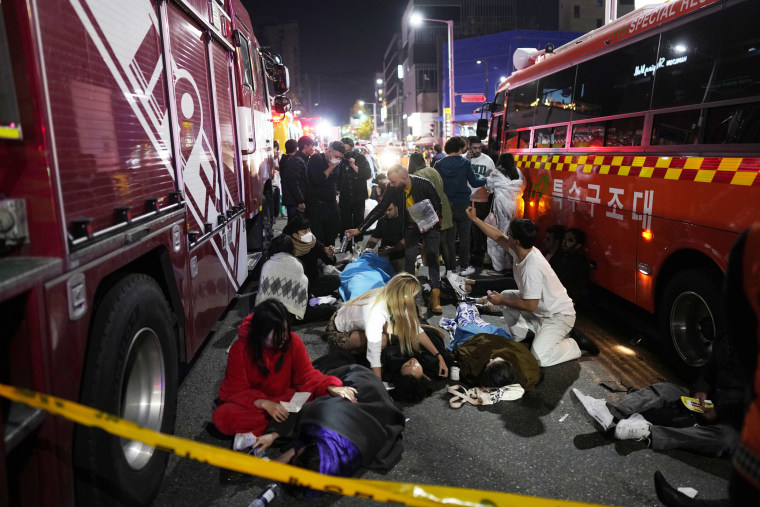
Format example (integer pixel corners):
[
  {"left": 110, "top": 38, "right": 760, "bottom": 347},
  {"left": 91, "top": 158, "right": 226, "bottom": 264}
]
[
  {"left": 476, "top": 60, "right": 482, "bottom": 64},
  {"left": 359, "top": 100, "right": 365, "bottom": 105},
  {"left": 376, "top": 78, "right": 383, "bottom": 84},
  {"left": 410, "top": 12, "right": 423, "bottom": 26},
  {"left": 500, "top": 76, "right": 507, "bottom": 82}
]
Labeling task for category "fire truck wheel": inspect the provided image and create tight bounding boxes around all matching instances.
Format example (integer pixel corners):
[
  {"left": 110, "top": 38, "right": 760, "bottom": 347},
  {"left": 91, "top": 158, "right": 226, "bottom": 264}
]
[
  {"left": 75, "top": 274, "right": 178, "bottom": 506},
  {"left": 660, "top": 268, "right": 722, "bottom": 370}
]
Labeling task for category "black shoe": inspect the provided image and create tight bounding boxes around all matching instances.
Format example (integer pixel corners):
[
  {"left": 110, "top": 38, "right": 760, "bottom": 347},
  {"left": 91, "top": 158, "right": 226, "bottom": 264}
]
[
  {"left": 570, "top": 328, "right": 599, "bottom": 356},
  {"left": 653, "top": 471, "right": 730, "bottom": 507}
]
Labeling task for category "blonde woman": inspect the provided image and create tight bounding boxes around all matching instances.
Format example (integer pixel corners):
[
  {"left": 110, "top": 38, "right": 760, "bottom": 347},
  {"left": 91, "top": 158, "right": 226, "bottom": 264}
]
[{"left": 324, "top": 273, "right": 449, "bottom": 380}]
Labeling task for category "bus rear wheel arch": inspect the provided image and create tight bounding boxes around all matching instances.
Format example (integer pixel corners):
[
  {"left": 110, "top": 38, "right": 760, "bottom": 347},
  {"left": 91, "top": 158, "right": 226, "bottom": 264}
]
[{"left": 74, "top": 274, "right": 178, "bottom": 506}]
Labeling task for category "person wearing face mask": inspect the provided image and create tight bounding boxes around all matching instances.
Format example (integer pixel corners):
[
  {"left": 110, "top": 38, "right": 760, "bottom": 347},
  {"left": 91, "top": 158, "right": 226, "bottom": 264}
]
[
  {"left": 282, "top": 214, "right": 340, "bottom": 299},
  {"left": 212, "top": 300, "right": 356, "bottom": 453},
  {"left": 306, "top": 140, "right": 346, "bottom": 245},
  {"left": 338, "top": 137, "right": 372, "bottom": 251},
  {"left": 281, "top": 136, "right": 315, "bottom": 218}
]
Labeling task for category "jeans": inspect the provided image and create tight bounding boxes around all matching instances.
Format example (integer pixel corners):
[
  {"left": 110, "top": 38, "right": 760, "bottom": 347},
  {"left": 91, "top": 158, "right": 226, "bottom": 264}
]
[{"left": 449, "top": 204, "right": 473, "bottom": 269}]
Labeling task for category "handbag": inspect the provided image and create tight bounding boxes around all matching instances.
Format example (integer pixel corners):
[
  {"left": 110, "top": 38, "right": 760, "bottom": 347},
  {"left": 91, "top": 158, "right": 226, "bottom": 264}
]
[{"left": 483, "top": 195, "right": 498, "bottom": 227}]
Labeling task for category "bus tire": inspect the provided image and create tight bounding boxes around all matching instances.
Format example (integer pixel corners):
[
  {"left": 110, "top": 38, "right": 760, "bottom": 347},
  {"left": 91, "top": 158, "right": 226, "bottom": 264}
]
[
  {"left": 74, "top": 274, "right": 178, "bottom": 506},
  {"left": 659, "top": 268, "right": 722, "bottom": 371}
]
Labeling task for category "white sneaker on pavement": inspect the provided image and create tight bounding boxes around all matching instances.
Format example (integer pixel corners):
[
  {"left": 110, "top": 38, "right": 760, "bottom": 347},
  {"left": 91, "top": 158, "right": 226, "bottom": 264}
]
[
  {"left": 446, "top": 272, "right": 468, "bottom": 300},
  {"left": 459, "top": 266, "right": 475, "bottom": 276},
  {"left": 573, "top": 389, "right": 614, "bottom": 430},
  {"left": 233, "top": 431, "right": 257, "bottom": 451},
  {"left": 613, "top": 413, "right": 651, "bottom": 441}
]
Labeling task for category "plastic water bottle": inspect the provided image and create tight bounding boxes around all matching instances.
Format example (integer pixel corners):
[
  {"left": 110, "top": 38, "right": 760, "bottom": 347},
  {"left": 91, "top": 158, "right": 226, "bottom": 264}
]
[
  {"left": 248, "top": 483, "right": 280, "bottom": 507},
  {"left": 339, "top": 233, "right": 351, "bottom": 253}
]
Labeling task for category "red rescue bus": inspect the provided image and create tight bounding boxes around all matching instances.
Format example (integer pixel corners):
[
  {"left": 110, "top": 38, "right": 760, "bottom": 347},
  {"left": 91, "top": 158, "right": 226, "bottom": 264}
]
[
  {"left": 0, "top": 0, "right": 289, "bottom": 504},
  {"left": 490, "top": 0, "right": 760, "bottom": 369}
]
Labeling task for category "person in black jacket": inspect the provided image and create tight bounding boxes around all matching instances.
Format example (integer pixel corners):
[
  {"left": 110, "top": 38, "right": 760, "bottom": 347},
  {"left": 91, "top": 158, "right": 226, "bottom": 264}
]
[
  {"left": 283, "top": 214, "right": 340, "bottom": 298},
  {"left": 280, "top": 136, "right": 314, "bottom": 218},
  {"left": 339, "top": 137, "right": 372, "bottom": 250},
  {"left": 306, "top": 140, "right": 345, "bottom": 245},
  {"left": 345, "top": 164, "right": 444, "bottom": 314}
]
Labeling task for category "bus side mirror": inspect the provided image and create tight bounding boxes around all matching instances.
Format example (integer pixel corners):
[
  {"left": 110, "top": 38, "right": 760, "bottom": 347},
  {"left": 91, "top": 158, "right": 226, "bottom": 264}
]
[
  {"left": 273, "top": 95, "right": 292, "bottom": 114},
  {"left": 271, "top": 63, "right": 289, "bottom": 95},
  {"left": 476, "top": 118, "right": 489, "bottom": 140}
]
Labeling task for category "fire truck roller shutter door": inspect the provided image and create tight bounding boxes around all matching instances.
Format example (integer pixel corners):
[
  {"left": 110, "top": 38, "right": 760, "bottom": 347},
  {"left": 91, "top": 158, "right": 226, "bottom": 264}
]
[
  {"left": 74, "top": 274, "right": 178, "bottom": 506},
  {"left": 660, "top": 267, "right": 723, "bottom": 374}
]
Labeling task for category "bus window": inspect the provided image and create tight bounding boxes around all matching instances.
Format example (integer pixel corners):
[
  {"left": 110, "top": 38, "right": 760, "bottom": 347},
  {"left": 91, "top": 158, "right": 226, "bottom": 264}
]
[
  {"left": 571, "top": 117, "right": 643, "bottom": 147},
  {"left": 705, "top": 2, "right": 760, "bottom": 103},
  {"left": 488, "top": 113, "right": 504, "bottom": 152},
  {"left": 505, "top": 80, "right": 538, "bottom": 130},
  {"left": 651, "top": 15, "right": 714, "bottom": 109},
  {"left": 535, "top": 67, "right": 576, "bottom": 126},
  {"left": 504, "top": 130, "right": 530, "bottom": 149},
  {"left": 0, "top": 9, "right": 22, "bottom": 140},
  {"left": 651, "top": 110, "right": 700, "bottom": 145},
  {"left": 534, "top": 126, "right": 567, "bottom": 148},
  {"left": 491, "top": 89, "right": 506, "bottom": 113},
  {"left": 574, "top": 36, "right": 658, "bottom": 120},
  {"left": 703, "top": 102, "right": 760, "bottom": 144},
  {"left": 236, "top": 33, "right": 254, "bottom": 92}
]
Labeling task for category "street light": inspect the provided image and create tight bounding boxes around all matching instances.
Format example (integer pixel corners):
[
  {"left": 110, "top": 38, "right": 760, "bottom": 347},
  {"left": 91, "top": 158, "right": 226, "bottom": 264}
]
[
  {"left": 477, "top": 58, "right": 489, "bottom": 102},
  {"left": 410, "top": 12, "right": 455, "bottom": 140},
  {"left": 359, "top": 100, "right": 377, "bottom": 140}
]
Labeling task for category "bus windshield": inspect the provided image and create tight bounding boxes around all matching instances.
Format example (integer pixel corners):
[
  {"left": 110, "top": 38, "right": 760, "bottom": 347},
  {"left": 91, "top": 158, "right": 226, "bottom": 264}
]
[{"left": 0, "top": 9, "right": 22, "bottom": 140}]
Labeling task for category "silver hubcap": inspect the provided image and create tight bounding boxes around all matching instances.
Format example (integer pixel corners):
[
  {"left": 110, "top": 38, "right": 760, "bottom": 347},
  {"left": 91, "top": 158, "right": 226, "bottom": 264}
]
[
  {"left": 670, "top": 291, "right": 714, "bottom": 367},
  {"left": 120, "top": 327, "right": 165, "bottom": 470}
]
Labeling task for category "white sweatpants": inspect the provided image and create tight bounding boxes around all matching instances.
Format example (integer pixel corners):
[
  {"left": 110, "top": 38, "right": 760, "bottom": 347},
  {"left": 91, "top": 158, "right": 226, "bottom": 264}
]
[{"left": 499, "top": 290, "right": 581, "bottom": 367}]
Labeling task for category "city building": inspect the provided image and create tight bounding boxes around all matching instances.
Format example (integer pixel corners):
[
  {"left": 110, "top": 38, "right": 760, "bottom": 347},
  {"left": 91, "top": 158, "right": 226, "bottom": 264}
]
[{"left": 559, "top": 0, "right": 636, "bottom": 33}]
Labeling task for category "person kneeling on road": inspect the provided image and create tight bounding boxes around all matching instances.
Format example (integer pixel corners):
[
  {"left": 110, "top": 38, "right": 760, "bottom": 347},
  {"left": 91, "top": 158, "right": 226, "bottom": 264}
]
[{"left": 465, "top": 209, "right": 599, "bottom": 366}]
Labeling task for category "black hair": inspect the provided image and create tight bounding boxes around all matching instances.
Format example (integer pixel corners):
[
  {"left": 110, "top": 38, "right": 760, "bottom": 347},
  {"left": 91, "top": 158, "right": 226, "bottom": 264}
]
[
  {"left": 480, "top": 359, "right": 520, "bottom": 388},
  {"left": 247, "top": 300, "right": 292, "bottom": 376},
  {"left": 566, "top": 228, "right": 586, "bottom": 246},
  {"left": 340, "top": 137, "right": 355, "bottom": 148},
  {"left": 329, "top": 141, "right": 346, "bottom": 154},
  {"left": 389, "top": 374, "right": 432, "bottom": 403},
  {"left": 443, "top": 137, "right": 462, "bottom": 154},
  {"left": 407, "top": 153, "right": 427, "bottom": 174},
  {"left": 496, "top": 153, "right": 519, "bottom": 180},
  {"left": 373, "top": 172, "right": 387, "bottom": 184},
  {"left": 284, "top": 139, "right": 298, "bottom": 154},
  {"left": 283, "top": 214, "right": 311, "bottom": 236},
  {"left": 267, "top": 234, "right": 295, "bottom": 258},
  {"left": 509, "top": 218, "right": 538, "bottom": 249},
  {"left": 468, "top": 136, "right": 482, "bottom": 146},
  {"left": 546, "top": 224, "right": 567, "bottom": 243},
  {"left": 297, "top": 135, "right": 315, "bottom": 151},
  {"left": 433, "top": 143, "right": 442, "bottom": 153},
  {"left": 273, "top": 140, "right": 280, "bottom": 150}
]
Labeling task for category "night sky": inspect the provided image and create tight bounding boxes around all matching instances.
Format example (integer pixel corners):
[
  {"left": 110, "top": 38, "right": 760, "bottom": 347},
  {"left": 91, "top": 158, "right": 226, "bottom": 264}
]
[{"left": 244, "top": 0, "right": 409, "bottom": 124}]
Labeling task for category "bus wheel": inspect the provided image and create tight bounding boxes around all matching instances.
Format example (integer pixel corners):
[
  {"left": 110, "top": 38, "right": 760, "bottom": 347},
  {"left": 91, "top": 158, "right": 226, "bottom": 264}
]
[
  {"left": 75, "top": 274, "right": 177, "bottom": 506},
  {"left": 660, "top": 269, "right": 721, "bottom": 370}
]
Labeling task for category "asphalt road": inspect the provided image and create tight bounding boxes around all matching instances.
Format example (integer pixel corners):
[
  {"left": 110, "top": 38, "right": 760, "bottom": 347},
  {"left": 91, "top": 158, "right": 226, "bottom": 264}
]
[{"left": 152, "top": 219, "right": 732, "bottom": 507}]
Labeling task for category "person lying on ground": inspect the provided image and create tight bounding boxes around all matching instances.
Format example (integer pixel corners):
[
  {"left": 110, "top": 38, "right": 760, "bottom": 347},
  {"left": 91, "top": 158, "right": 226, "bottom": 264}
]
[
  {"left": 255, "top": 234, "right": 337, "bottom": 323},
  {"left": 323, "top": 272, "right": 449, "bottom": 380},
  {"left": 212, "top": 300, "right": 355, "bottom": 451},
  {"left": 251, "top": 362, "right": 405, "bottom": 498},
  {"left": 465, "top": 209, "right": 599, "bottom": 365},
  {"left": 454, "top": 333, "right": 540, "bottom": 391}
]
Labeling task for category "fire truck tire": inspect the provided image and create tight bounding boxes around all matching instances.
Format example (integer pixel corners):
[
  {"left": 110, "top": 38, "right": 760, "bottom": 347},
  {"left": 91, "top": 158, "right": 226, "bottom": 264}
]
[
  {"left": 660, "top": 268, "right": 722, "bottom": 370},
  {"left": 74, "top": 274, "right": 178, "bottom": 506}
]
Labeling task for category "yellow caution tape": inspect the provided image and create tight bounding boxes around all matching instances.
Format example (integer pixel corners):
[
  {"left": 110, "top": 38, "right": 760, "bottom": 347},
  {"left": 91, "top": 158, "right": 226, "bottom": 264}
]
[{"left": 0, "top": 383, "right": 606, "bottom": 506}]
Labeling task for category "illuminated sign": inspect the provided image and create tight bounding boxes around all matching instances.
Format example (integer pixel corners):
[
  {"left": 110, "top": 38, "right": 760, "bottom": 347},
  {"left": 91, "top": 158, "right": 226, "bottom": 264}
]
[{"left": 633, "top": 56, "right": 688, "bottom": 77}]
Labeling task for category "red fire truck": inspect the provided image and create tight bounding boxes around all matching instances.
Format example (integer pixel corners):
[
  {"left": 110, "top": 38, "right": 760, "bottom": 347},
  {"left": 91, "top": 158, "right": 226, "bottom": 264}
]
[
  {"left": 0, "top": 0, "right": 289, "bottom": 504},
  {"left": 490, "top": 0, "right": 759, "bottom": 370}
]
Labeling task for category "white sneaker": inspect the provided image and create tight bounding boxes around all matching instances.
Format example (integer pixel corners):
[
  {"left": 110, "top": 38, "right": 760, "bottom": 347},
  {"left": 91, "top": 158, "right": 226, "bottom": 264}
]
[
  {"left": 233, "top": 431, "right": 257, "bottom": 451},
  {"left": 459, "top": 266, "right": 475, "bottom": 276},
  {"left": 446, "top": 272, "right": 468, "bottom": 300},
  {"left": 573, "top": 389, "right": 614, "bottom": 430},
  {"left": 613, "top": 413, "right": 651, "bottom": 441}
]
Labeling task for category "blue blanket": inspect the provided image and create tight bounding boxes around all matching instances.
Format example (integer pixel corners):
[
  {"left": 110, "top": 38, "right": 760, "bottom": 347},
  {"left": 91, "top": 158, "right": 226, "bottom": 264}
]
[{"left": 339, "top": 253, "right": 395, "bottom": 301}]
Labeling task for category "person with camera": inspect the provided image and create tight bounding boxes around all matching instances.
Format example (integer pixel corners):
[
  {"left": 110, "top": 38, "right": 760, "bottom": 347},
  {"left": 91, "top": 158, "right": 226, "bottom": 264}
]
[{"left": 338, "top": 137, "right": 372, "bottom": 251}]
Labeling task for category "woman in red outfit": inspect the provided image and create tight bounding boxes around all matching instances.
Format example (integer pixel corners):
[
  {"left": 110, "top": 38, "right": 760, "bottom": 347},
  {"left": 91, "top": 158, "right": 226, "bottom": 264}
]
[{"left": 213, "top": 300, "right": 356, "bottom": 450}]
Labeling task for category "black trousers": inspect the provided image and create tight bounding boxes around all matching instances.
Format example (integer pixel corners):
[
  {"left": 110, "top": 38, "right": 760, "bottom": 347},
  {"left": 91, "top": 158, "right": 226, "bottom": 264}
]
[
  {"left": 306, "top": 200, "right": 341, "bottom": 246},
  {"left": 340, "top": 198, "right": 366, "bottom": 244}
]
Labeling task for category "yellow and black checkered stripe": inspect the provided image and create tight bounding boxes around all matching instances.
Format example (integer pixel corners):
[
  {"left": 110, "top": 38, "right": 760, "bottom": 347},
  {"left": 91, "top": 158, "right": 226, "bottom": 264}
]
[{"left": 515, "top": 154, "right": 760, "bottom": 187}]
